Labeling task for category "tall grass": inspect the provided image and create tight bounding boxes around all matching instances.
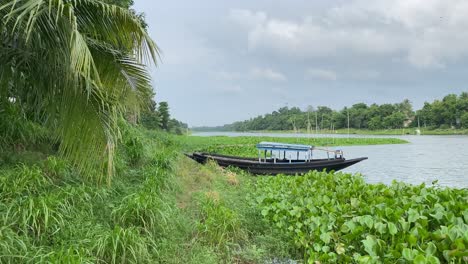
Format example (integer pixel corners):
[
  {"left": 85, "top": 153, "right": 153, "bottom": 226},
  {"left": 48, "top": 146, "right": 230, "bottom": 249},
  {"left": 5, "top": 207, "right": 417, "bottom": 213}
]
[
  {"left": 0, "top": 126, "right": 306, "bottom": 263},
  {"left": 0, "top": 126, "right": 186, "bottom": 263}
]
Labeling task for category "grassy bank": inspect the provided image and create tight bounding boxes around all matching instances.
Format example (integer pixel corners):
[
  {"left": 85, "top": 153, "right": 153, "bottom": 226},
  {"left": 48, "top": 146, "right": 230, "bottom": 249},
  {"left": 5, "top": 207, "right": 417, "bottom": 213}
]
[
  {"left": 0, "top": 128, "right": 298, "bottom": 263},
  {"left": 180, "top": 135, "right": 407, "bottom": 157},
  {"left": 1, "top": 130, "right": 466, "bottom": 263}
]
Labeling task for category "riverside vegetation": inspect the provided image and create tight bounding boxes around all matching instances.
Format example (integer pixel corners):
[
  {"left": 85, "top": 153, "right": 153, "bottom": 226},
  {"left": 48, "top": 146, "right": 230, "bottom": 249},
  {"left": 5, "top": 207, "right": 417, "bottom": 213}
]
[
  {"left": 180, "top": 136, "right": 407, "bottom": 157},
  {"left": 1, "top": 128, "right": 467, "bottom": 263},
  {"left": 193, "top": 93, "right": 468, "bottom": 134},
  {"left": 0, "top": 0, "right": 466, "bottom": 263}
]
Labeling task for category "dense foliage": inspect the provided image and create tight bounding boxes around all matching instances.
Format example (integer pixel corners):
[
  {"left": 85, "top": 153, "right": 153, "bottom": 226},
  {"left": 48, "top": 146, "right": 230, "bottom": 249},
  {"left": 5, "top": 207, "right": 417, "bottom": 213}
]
[
  {"left": 0, "top": 129, "right": 298, "bottom": 263},
  {"left": 140, "top": 99, "right": 188, "bottom": 134},
  {"left": 253, "top": 171, "right": 468, "bottom": 263},
  {"left": 0, "top": 129, "right": 180, "bottom": 263},
  {"left": 195, "top": 93, "right": 468, "bottom": 132},
  {"left": 0, "top": 0, "right": 158, "bottom": 181},
  {"left": 417, "top": 93, "right": 468, "bottom": 129}
]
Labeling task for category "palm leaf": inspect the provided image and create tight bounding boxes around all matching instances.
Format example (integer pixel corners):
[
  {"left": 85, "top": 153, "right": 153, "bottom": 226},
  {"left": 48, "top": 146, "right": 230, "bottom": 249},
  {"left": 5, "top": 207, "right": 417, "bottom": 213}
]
[{"left": 0, "top": 0, "right": 159, "bottom": 184}]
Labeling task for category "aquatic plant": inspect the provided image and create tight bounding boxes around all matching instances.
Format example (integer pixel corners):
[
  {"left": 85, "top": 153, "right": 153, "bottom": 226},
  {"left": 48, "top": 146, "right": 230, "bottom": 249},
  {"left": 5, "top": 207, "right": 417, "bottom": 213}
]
[
  {"left": 253, "top": 171, "right": 468, "bottom": 263},
  {"left": 181, "top": 135, "right": 407, "bottom": 157}
]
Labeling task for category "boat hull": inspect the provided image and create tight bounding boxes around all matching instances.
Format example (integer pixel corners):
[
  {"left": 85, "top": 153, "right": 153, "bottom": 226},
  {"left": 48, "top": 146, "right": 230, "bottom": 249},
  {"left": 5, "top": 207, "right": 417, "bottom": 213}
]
[{"left": 186, "top": 152, "right": 367, "bottom": 175}]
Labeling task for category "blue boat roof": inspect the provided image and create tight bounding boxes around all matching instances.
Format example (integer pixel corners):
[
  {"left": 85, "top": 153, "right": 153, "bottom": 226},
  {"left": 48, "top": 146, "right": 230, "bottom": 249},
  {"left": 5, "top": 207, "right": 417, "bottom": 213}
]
[{"left": 256, "top": 142, "right": 313, "bottom": 152}]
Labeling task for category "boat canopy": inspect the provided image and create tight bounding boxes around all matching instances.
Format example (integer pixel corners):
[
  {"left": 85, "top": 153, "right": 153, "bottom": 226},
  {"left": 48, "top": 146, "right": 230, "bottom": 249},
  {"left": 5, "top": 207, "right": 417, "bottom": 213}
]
[{"left": 256, "top": 142, "right": 313, "bottom": 152}]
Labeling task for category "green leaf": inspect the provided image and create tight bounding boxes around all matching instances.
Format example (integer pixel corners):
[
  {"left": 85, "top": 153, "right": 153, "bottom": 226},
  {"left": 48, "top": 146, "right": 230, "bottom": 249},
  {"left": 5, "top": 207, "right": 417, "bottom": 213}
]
[
  {"left": 335, "top": 243, "right": 346, "bottom": 255},
  {"left": 402, "top": 248, "right": 415, "bottom": 261},
  {"left": 320, "top": 232, "right": 331, "bottom": 244},
  {"left": 425, "top": 242, "right": 437, "bottom": 256},
  {"left": 426, "top": 255, "right": 441, "bottom": 264},
  {"left": 362, "top": 235, "right": 377, "bottom": 257},
  {"left": 374, "top": 222, "right": 386, "bottom": 234},
  {"left": 361, "top": 215, "right": 374, "bottom": 229},
  {"left": 408, "top": 208, "right": 420, "bottom": 223},
  {"left": 388, "top": 222, "right": 398, "bottom": 235},
  {"left": 413, "top": 254, "right": 426, "bottom": 264}
]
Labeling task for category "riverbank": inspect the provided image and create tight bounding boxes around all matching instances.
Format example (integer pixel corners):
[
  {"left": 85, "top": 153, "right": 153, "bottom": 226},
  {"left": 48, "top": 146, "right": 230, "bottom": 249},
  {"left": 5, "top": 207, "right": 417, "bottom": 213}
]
[
  {"left": 193, "top": 128, "right": 468, "bottom": 136},
  {"left": 0, "top": 129, "right": 296, "bottom": 263},
  {"left": 1, "top": 130, "right": 466, "bottom": 263}
]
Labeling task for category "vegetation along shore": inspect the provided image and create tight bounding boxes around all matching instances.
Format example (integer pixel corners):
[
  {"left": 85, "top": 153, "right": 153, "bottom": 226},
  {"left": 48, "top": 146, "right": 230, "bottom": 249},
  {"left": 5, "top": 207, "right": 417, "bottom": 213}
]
[
  {"left": 0, "top": 0, "right": 466, "bottom": 263},
  {"left": 193, "top": 93, "right": 468, "bottom": 135}
]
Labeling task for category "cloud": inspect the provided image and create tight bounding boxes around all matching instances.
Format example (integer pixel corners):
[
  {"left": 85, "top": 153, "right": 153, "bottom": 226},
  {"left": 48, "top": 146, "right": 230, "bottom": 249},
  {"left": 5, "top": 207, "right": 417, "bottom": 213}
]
[
  {"left": 349, "top": 70, "right": 381, "bottom": 80},
  {"left": 215, "top": 71, "right": 242, "bottom": 81},
  {"left": 218, "top": 85, "right": 243, "bottom": 94},
  {"left": 228, "top": 9, "right": 267, "bottom": 29},
  {"left": 305, "top": 68, "right": 337, "bottom": 81},
  {"left": 230, "top": 0, "right": 468, "bottom": 69},
  {"left": 250, "top": 67, "right": 287, "bottom": 81}
]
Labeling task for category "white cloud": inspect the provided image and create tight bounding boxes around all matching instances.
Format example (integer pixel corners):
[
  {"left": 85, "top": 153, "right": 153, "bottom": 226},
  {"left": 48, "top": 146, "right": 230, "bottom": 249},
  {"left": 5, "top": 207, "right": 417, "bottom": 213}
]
[
  {"left": 250, "top": 67, "right": 287, "bottom": 81},
  {"left": 305, "top": 68, "right": 337, "bottom": 81},
  {"left": 230, "top": 0, "right": 468, "bottom": 69}
]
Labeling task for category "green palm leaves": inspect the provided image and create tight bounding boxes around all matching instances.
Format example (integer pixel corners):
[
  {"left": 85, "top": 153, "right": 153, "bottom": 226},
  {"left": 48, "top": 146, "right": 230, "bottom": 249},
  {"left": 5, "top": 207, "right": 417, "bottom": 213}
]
[{"left": 0, "top": 0, "right": 158, "bottom": 183}]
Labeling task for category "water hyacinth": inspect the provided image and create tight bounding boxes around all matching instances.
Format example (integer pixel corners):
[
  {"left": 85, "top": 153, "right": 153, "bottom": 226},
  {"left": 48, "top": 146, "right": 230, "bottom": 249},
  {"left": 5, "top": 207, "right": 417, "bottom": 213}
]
[{"left": 253, "top": 171, "right": 468, "bottom": 263}]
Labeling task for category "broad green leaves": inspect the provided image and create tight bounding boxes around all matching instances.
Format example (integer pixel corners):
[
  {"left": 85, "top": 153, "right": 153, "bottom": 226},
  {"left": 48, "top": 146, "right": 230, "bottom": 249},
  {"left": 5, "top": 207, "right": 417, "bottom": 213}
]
[{"left": 252, "top": 171, "right": 468, "bottom": 262}]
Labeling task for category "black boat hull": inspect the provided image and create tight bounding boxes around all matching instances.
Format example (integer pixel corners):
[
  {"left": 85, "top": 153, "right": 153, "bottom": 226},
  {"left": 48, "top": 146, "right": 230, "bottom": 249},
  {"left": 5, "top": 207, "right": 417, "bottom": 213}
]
[{"left": 186, "top": 152, "right": 367, "bottom": 175}]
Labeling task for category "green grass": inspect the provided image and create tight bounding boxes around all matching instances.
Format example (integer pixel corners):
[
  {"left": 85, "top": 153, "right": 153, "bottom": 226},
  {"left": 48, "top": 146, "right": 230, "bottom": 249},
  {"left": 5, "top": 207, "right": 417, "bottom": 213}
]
[
  {"left": 0, "top": 128, "right": 298, "bottom": 263},
  {"left": 180, "top": 135, "right": 407, "bottom": 157}
]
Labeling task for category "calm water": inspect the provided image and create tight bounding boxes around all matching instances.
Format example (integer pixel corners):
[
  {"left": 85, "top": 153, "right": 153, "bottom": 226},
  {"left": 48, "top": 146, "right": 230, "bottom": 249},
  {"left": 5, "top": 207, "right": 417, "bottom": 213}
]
[{"left": 192, "top": 132, "right": 468, "bottom": 188}]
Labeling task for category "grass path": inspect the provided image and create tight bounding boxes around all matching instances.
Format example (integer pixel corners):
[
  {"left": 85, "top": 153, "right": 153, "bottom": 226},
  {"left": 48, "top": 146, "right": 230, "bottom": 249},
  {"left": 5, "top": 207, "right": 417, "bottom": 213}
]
[{"left": 173, "top": 157, "right": 299, "bottom": 263}]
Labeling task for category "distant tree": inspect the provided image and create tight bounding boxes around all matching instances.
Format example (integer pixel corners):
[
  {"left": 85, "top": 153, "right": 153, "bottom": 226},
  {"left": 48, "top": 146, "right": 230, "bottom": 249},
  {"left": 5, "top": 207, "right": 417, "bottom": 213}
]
[
  {"left": 368, "top": 116, "right": 383, "bottom": 130},
  {"left": 158, "top": 102, "right": 170, "bottom": 130},
  {"left": 168, "top": 119, "right": 188, "bottom": 135},
  {"left": 383, "top": 112, "right": 406, "bottom": 129},
  {"left": 349, "top": 103, "right": 368, "bottom": 129},
  {"left": 140, "top": 99, "right": 161, "bottom": 130},
  {"left": 461, "top": 112, "right": 468, "bottom": 128},
  {"left": 397, "top": 99, "right": 414, "bottom": 120},
  {"left": 208, "top": 93, "right": 466, "bottom": 131}
]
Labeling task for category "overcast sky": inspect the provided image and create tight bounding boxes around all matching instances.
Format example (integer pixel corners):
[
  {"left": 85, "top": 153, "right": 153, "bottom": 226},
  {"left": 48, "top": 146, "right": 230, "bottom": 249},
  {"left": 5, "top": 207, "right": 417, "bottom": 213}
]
[{"left": 133, "top": 0, "right": 468, "bottom": 127}]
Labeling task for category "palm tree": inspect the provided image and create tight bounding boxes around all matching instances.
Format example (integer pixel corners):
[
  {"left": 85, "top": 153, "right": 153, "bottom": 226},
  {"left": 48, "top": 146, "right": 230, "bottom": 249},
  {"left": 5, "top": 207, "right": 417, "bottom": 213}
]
[{"left": 0, "top": 0, "right": 159, "bottom": 184}]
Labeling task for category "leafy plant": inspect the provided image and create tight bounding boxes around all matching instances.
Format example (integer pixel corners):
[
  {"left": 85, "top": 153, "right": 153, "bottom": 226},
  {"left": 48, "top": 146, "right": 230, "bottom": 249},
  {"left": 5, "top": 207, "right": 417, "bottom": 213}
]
[{"left": 253, "top": 171, "right": 468, "bottom": 262}]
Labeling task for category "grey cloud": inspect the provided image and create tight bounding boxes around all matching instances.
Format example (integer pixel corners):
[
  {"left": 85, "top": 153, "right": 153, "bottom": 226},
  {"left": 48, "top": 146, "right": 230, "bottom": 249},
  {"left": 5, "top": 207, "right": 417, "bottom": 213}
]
[
  {"left": 230, "top": 0, "right": 468, "bottom": 69},
  {"left": 250, "top": 67, "right": 287, "bottom": 81},
  {"left": 133, "top": 0, "right": 468, "bottom": 126},
  {"left": 305, "top": 68, "right": 338, "bottom": 81}
]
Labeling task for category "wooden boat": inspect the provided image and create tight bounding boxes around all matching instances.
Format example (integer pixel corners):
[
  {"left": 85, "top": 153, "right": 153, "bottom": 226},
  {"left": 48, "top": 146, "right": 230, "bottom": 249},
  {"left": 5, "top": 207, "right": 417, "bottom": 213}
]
[{"left": 186, "top": 142, "right": 367, "bottom": 175}]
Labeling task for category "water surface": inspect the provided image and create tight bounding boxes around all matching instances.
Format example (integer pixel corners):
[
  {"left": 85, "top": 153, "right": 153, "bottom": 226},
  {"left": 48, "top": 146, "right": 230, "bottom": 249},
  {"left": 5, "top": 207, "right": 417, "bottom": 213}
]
[{"left": 192, "top": 132, "right": 468, "bottom": 188}]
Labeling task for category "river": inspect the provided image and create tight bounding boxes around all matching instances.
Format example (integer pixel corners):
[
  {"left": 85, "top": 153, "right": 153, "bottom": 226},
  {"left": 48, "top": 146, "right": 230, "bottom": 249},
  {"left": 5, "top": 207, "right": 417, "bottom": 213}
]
[{"left": 192, "top": 132, "right": 468, "bottom": 188}]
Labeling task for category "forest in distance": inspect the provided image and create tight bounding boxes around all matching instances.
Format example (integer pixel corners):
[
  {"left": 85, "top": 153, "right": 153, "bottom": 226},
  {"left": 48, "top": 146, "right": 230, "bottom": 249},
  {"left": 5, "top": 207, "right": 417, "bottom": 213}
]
[{"left": 194, "top": 92, "right": 468, "bottom": 132}]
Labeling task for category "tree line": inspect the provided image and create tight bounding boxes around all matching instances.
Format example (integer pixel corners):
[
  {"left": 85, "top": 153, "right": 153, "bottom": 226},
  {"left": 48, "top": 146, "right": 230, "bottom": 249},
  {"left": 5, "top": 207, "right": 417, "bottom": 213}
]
[
  {"left": 195, "top": 93, "right": 468, "bottom": 131},
  {"left": 140, "top": 99, "right": 188, "bottom": 135}
]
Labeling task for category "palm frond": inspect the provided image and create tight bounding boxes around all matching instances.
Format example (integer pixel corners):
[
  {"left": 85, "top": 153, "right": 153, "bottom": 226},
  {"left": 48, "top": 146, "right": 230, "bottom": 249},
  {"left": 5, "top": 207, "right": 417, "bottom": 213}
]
[{"left": 0, "top": 0, "right": 159, "bottom": 183}]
